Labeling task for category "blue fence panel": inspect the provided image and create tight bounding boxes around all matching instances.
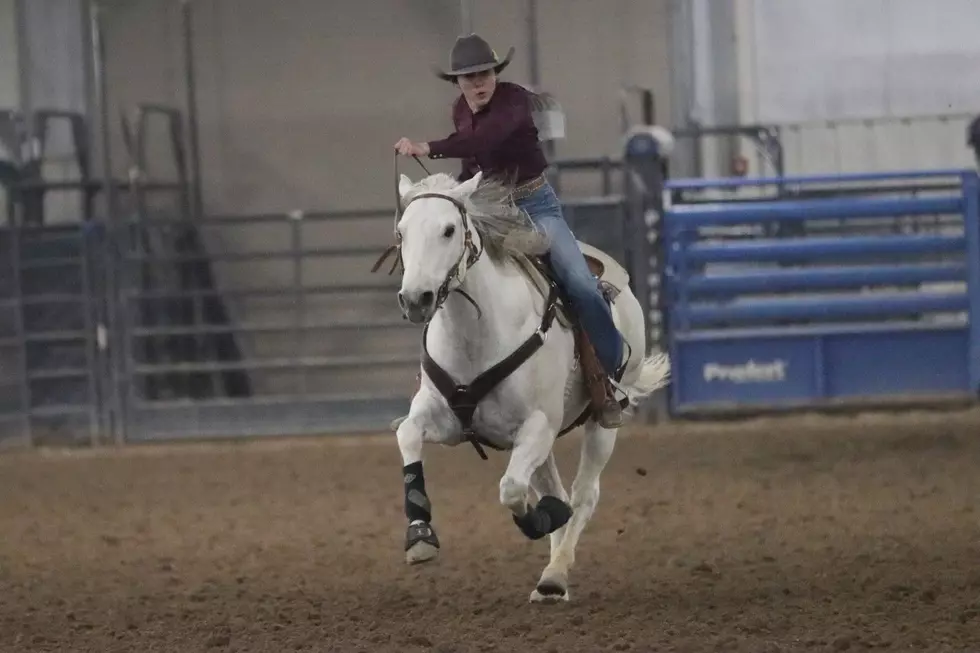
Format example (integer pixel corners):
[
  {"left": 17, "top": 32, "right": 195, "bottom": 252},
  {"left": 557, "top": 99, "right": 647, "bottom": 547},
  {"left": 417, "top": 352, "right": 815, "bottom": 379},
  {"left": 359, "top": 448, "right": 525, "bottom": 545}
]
[{"left": 662, "top": 168, "right": 980, "bottom": 415}]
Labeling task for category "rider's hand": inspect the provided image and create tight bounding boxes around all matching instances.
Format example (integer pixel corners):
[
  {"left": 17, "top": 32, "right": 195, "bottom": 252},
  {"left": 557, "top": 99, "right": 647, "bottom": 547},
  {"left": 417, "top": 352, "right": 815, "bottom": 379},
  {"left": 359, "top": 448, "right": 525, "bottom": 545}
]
[{"left": 394, "top": 138, "right": 430, "bottom": 157}]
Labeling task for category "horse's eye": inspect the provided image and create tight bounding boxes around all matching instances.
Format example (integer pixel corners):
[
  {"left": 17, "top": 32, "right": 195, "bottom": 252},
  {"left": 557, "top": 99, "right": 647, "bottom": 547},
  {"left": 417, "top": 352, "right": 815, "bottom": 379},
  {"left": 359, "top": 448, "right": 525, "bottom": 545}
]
[{"left": 443, "top": 225, "right": 456, "bottom": 239}]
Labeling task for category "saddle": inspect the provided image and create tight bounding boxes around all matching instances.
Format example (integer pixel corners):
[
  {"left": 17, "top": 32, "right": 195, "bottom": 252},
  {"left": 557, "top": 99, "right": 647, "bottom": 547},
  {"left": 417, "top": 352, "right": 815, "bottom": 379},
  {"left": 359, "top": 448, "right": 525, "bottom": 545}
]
[{"left": 512, "top": 240, "right": 631, "bottom": 329}]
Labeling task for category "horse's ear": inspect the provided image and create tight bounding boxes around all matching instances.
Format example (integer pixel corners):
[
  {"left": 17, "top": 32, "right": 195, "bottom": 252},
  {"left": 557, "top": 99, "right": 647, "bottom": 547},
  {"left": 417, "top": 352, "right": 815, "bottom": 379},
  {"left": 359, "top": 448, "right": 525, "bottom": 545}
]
[
  {"left": 398, "top": 174, "right": 414, "bottom": 199},
  {"left": 453, "top": 171, "right": 483, "bottom": 199}
]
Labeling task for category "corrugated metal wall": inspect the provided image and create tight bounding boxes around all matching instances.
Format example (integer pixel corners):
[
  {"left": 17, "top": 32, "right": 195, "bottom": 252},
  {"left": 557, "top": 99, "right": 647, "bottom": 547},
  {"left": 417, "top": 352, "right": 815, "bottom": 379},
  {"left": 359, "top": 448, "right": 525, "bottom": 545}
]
[{"left": 740, "top": 0, "right": 979, "bottom": 178}]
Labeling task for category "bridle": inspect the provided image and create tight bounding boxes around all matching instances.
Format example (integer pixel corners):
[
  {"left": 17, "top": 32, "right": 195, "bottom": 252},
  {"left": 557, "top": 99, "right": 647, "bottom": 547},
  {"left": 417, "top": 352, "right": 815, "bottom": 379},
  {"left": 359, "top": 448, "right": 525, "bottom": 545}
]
[{"left": 370, "top": 153, "right": 484, "bottom": 319}]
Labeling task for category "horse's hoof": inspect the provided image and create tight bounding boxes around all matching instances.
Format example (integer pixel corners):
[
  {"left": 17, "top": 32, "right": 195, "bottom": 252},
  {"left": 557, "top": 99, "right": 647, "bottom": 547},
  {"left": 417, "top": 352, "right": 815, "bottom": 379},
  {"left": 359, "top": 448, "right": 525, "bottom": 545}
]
[
  {"left": 405, "top": 539, "right": 439, "bottom": 565},
  {"left": 537, "top": 496, "right": 573, "bottom": 530},
  {"left": 530, "top": 581, "right": 570, "bottom": 603},
  {"left": 513, "top": 495, "right": 573, "bottom": 540},
  {"left": 404, "top": 520, "right": 440, "bottom": 565}
]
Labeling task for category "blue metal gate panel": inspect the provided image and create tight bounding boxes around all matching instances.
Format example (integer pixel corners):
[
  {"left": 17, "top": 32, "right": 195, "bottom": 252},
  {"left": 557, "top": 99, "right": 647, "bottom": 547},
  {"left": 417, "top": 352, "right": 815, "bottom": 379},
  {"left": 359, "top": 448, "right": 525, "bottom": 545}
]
[{"left": 662, "top": 169, "right": 980, "bottom": 415}]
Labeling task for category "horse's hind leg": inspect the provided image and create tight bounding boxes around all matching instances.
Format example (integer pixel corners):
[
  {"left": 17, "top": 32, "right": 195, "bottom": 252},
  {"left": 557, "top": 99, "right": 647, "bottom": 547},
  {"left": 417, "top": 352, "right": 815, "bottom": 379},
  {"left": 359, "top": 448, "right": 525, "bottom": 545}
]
[
  {"left": 531, "top": 420, "right": 617, "bottom": 603},
  {"left": 528, "top": 453, "right": 573, "bottom": 603}
]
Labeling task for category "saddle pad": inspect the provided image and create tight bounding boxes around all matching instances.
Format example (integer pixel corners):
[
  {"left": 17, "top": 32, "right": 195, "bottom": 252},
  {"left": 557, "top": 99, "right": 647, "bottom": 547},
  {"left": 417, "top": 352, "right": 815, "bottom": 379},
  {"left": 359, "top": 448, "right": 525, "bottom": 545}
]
[{"left": 578, "top": 241, "right": 631, "bottom": 292}]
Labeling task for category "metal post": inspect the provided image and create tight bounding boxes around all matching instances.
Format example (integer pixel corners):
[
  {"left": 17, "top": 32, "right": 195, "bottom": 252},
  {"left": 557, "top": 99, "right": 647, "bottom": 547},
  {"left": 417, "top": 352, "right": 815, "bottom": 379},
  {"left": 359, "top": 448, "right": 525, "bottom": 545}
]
[
  {"left": 290, "top": 214, "right": 306, "bottom": 396},
  {"left": 459, "top": 0, "right": 473, "bottom": 35},
  {"left": 9, "top": 220, "right": 33, "bottom": 446},
  {"left": 624, "top": 131, "right": 670, "bottom": 422},
  {"left": 78, "top": 219, "right": 101, "bottom": 446},
  {"left": 641, "top": 89, "right": 655, "bottom": 125},
  {"left": 526, "top": 0, "right": 540, "bottom": 88},
  {"left": 962, "top": 170, "right": 980, "bottom": 393},
  {"left": 180, "top": 0, "right": 203, "bottom": 222},
  {"left": 525, "top": 0, "right": 553, "bottom": 159},
  {"left": 88, "top": 0, "right": 125, "bottom": 445},
  {"left": 14, "top": 0, "right": 31, "bottom": 130}
]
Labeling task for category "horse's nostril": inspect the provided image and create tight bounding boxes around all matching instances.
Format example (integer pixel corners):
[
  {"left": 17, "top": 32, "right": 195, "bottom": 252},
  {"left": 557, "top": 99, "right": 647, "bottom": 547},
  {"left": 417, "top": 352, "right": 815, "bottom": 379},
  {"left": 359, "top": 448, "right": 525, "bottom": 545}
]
[
  {"left": 397, "top": 292, "right": 407, "bottom": 308},
  {"left": 420, "top": 291, "right": 435, "bottom": 306}
]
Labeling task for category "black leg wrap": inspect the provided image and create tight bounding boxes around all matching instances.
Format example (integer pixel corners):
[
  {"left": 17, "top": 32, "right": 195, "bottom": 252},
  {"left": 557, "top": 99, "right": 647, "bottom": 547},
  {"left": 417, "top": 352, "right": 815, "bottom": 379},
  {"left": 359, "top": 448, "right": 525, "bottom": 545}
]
[
  {"left": 403, "top": 461, "right": 431, "bottom": 524},
  {"left": 512, "top": 495, "right": 574, "bottom": 541},
  {"left": 405, "top": 520, "right": 440, "bottom": 552}
]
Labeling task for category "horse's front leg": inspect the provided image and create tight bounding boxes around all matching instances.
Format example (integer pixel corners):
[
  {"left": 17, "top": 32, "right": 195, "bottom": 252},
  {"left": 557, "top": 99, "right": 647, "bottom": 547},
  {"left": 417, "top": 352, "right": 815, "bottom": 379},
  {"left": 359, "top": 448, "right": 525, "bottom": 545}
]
[
  {"left": 499, "top": 411, "right": 573, "bottom": 542},
  {"left": 396, "top": 389, "right": 458, "bottom": 565}
]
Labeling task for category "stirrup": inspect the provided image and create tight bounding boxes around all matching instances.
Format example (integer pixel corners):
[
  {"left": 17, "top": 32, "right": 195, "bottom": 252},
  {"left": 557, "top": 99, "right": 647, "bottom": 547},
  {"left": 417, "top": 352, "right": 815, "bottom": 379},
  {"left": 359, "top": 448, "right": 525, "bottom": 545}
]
[
  {"left": 608, "top": 378, "right": 631, "bottom": 406},
  {"left": 595, "top": 395, "right": 624, "bottom": 429}
]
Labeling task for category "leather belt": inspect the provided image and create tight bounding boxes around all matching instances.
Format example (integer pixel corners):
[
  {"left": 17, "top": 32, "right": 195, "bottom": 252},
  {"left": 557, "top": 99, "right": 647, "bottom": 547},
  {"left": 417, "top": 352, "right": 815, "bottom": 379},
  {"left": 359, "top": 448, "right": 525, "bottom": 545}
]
[{"left": 511, "top": 174, "right": 547, "bottom": 201}]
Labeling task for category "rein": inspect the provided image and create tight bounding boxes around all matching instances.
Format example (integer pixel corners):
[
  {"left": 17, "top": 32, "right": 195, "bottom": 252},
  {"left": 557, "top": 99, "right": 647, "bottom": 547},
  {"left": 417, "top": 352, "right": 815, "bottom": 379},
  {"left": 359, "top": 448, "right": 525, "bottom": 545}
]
[
  {"left": 370, "top": 154, "right": 429, "bottom": 276},
  {"left": 370, "top": 152, "right": 484, "bottom": 318}
]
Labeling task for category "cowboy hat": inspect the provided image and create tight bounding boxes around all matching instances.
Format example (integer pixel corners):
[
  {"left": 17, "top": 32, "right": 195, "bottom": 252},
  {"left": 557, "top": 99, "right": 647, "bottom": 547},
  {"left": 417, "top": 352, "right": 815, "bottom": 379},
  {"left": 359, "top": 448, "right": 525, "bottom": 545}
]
[{"left": 433, "top": 34, "right": 515, "bottom": 81}]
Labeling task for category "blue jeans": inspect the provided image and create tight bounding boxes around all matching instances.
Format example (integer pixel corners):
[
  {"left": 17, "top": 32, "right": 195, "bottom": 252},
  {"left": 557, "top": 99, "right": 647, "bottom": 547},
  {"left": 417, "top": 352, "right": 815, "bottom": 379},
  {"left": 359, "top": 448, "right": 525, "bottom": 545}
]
[{"left": 515, "top": 182, "right": 623, "bottom": 377}]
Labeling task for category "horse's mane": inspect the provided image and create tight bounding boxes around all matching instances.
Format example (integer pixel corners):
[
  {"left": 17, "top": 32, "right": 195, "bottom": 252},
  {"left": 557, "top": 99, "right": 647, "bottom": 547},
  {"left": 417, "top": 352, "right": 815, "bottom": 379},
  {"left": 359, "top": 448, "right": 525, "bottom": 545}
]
[{"left": 402, "top": 173, "right": 550, "bottom": 263}]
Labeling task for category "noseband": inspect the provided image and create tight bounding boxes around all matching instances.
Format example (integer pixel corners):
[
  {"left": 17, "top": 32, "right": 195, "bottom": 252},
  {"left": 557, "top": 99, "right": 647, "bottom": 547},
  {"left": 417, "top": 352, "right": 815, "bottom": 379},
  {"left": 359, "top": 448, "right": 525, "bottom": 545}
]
[{"left": 370, "top": 154, "right": 484, "bottom": 318}]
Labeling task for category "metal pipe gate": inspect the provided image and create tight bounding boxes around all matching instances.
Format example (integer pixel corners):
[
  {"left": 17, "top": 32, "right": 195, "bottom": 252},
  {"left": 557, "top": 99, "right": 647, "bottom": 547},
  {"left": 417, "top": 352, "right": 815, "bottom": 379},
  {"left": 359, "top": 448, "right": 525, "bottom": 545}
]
[{"left": 659, "top": 168, "right": 980, "bottom": 415}]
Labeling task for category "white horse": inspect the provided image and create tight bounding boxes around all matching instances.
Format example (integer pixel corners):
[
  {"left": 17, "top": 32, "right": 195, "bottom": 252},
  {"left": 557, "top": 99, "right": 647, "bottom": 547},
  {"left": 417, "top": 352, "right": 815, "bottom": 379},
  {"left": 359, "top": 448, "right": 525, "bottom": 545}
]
[{"left": 389, "top": 169, "right": 669, "bottom": 603}]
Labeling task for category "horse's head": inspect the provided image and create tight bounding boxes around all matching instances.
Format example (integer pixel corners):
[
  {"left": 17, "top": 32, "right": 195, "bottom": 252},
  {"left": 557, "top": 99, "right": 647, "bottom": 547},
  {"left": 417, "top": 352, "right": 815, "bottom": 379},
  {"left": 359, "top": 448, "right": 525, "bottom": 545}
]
[{"left": 396, "top": 172, "right": 484, "bottom": 324}]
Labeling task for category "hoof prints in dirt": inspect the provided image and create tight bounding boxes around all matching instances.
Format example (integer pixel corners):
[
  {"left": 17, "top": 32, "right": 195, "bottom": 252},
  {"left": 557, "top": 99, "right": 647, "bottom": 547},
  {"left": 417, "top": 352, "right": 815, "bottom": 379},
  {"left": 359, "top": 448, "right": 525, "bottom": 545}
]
[{"left": 1, "top": 411, "right": 980, "bottom": 651}]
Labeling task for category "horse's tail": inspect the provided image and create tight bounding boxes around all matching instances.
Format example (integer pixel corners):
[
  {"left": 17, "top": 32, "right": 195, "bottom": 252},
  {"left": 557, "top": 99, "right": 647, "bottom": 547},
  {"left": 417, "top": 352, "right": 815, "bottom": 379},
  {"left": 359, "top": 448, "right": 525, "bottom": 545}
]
[{"left": 619, "top": 351, "right": 671, "bottom": 406}]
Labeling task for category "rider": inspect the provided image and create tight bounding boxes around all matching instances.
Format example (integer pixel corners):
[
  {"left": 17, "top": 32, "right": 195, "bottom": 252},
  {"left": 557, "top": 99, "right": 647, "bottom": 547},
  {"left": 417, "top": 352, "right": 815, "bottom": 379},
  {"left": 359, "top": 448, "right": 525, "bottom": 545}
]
[{"left": 393, "top": 33, "right": 624, "bottom": 428}]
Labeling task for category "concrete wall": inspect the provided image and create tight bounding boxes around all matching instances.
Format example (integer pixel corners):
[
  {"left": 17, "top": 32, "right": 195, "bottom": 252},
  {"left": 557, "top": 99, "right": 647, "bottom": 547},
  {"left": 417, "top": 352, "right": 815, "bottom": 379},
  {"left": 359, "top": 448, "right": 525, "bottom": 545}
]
[
  {"left": 97, "top": 0, "right": 674, "bottom": 396},
  {"left": 101, "top": 0, "right": 672, "bottom": 211},
  {"left": 0, "top": 0, "right": 18, "bottom": 112},
  {"left": 17, "top": 0, "right": 89, "bottom": 224},
  {"left": 19, "top": 0, "right": 88, "bottom": 116}
]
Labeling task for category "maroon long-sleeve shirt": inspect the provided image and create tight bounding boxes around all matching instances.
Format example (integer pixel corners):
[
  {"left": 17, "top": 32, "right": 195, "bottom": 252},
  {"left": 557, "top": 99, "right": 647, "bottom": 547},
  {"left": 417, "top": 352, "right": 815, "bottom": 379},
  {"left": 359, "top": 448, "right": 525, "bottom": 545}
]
[{"left": 427, "top": 81, "right": 548, "bottom": 185}]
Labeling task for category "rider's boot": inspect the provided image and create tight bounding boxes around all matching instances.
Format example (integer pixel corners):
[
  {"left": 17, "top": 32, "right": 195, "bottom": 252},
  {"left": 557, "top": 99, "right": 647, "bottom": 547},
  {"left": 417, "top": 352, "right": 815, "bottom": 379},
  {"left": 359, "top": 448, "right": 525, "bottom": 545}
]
[{"left": 576, "top": 327, "right": 623, "bottom": 429}]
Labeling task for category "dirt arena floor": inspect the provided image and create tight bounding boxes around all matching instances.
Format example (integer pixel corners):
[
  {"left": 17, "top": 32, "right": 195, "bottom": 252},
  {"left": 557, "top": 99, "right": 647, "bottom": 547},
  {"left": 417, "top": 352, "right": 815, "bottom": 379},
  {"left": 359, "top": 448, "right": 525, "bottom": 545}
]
[{"left": 2, "top": 408, "right": 980, "bottom": 653}]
